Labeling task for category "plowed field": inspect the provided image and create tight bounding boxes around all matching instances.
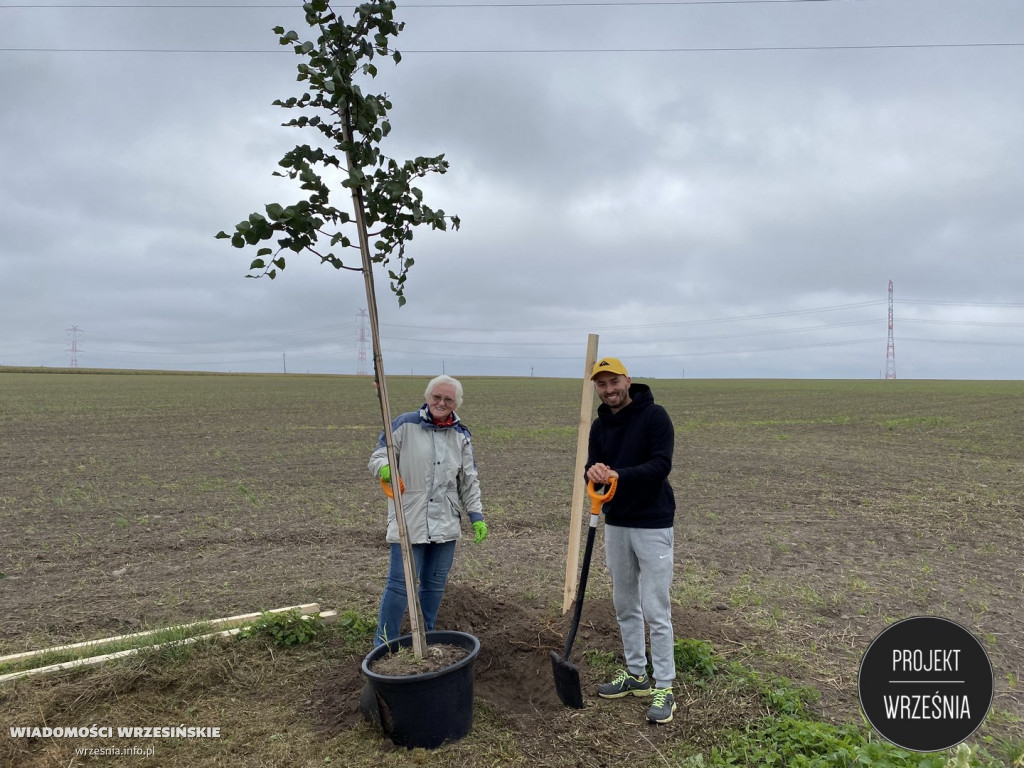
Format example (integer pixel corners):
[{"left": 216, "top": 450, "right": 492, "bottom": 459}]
[{"left": 1, "top": 371, "right": 1021, "bottom": 766}]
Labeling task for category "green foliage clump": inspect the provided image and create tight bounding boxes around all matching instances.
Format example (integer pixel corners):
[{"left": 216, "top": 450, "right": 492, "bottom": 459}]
[
  {"left": 335, "top": 609, "right": 377, "bottom": 651},
  {"left": 238, "top": 610, "right": 325, "bottom": 648},
  {"left": 672, "top": 643, "right": 1009, "bottom": 767},
  {"left": 707, "top": 716, "right": 951, "bottom": 767},
  {"left": 582, "top": 649, "right": 618, "bottom": 676},
  {"left": 703, "top": 673, "right": 1009, "bottom": 768},
  {"left": 675, "top": 638, "right": 719, "bottom": 681},
  {"left": 760, "top": 676, "right": 820, "bottom": 716}
]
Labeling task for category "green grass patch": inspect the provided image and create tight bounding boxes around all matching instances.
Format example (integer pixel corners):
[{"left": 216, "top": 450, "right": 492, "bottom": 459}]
[{"left": 673, "top": 641, "right": 1017, "bottom": 768}]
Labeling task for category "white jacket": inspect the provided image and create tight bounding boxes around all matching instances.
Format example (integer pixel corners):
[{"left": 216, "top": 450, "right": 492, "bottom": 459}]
[{"left": 368, "top": 405, "right": 484, "bottom": 544}]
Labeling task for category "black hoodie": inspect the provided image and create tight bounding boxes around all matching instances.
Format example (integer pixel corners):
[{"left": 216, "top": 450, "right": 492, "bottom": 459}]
[{"left": 585, "top": 382, "right": 675, "bottom": 529}]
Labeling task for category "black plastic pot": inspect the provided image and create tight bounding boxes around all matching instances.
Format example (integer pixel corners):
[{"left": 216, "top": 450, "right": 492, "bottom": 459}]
[{"left": 360, "top": 630, "right": 480, "bottom": 749}]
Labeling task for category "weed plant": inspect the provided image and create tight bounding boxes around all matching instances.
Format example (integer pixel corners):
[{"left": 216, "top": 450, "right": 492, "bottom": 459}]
[
  {"left": 237, "top": 610, "right": 327, "bottom": 647},
  {"left": 675, "top": 639, "right": 1016, "bottom": 768}
]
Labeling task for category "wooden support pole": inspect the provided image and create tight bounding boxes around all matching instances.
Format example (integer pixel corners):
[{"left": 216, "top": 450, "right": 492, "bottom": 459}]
[
  {"left": 341, "top": 105, "right": 426, "bottom": 657},
  {"left": 562, "top": 334, "right": 599, "bottom": 613},
  {"left": 0, "top": 611, "right": 338, "bottom": 685}
]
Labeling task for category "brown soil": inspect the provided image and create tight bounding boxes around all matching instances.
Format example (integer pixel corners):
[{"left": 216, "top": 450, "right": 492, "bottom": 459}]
[
  {"left": 309, "top": 587, "right": 753, "bottom": 745},
  {"left": 368, "top": 642, "right": 470, "bottom": 676},
  {"left": 1, "top": 373, "right": 1022, "bottom": 766}
]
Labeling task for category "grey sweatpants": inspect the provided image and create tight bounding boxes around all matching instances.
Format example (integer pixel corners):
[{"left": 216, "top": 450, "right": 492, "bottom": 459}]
[{"left": 604, "top": 523, "right": 676, "bottom": 689}]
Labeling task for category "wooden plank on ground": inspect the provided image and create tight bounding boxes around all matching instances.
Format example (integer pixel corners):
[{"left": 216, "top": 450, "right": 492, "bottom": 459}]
[
  {"left": 0, "top": 603, "right": 321, "bottom": 666},
  {"left": 0, "top": 610, "right": 337, "bottom": 685}
]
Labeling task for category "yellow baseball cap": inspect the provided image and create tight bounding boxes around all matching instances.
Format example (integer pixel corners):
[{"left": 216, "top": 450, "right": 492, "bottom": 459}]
[{"left": 591, "top": 356, "right": 629, "bottom": 380}]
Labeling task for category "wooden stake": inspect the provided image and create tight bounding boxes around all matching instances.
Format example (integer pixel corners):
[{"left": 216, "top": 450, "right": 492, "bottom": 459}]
[
  {"left": 562, "top": 334, "right": 600, "bottom": 613},
  {"left": 0, "top": 603, "right": 321, "bottom": 666},
  {"left": 343, "top": 106, "right": 427, "bottom": 658},
  {"left": 0, "top": 611, "right": 338, "bottom": 685}
]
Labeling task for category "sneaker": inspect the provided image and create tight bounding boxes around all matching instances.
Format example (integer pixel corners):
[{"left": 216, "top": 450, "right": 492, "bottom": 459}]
[
  {"left": 597, "top": 669, "right": 653, "bottom": 699},
  {"left": 646, "top": 688, "right": 677, "bottom": 724}
]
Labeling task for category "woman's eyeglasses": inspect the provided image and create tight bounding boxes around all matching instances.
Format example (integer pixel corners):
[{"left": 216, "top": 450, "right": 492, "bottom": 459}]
[{"left": 429, "top": 394, "right": 456, "bottom": 406}]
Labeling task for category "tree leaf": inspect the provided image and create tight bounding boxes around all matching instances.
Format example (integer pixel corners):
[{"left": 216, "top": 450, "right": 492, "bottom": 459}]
[{"left": 218, "top": 1, "right": 457, "bottom": 307}]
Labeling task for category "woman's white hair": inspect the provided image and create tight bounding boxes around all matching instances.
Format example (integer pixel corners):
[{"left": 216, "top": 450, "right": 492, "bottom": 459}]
[{"left": 425, "top": 374, "right": 464, "bottom": 408}]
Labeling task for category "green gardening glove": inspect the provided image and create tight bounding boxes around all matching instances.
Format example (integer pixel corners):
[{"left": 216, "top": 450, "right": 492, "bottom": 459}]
[
  {"left": 378, "top": 464, "right": 391, "bottom": 483},
  {"left": 472, "top": 520, "right": 488, "bottom": 544}
]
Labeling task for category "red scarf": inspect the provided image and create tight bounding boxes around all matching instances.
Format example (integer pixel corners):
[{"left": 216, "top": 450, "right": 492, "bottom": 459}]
[{"left": 431, "top": 412, "right": 456, "bottom": 427}]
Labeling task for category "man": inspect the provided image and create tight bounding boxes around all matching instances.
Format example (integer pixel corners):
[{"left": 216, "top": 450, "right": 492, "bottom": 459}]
[{"left": 585, "top": 356, "right": 677, "bottom": 724}]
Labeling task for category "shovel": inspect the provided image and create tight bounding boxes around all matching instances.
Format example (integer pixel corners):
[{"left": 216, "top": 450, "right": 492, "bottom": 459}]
[{"left": 550, "top": 477, "right": 618, "bottom": 708}]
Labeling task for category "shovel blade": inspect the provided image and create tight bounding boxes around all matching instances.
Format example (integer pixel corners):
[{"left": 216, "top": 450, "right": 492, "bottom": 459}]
[{"left": 550, "top": 651, "right": 585, "bottom": 709}]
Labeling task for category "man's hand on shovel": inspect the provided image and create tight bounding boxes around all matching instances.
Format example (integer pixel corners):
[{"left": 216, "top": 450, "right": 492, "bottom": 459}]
[{"left": 586, "top": 463, "right": 619, "bottom": 486}]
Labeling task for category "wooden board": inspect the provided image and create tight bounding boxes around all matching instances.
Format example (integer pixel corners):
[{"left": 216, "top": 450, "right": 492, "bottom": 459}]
[
  {"left": 0, "top": 603, "right": 322, "bottom": 666},
  {"left": 562, "top": 334, "right": 599, "bottom": 613},
  {"left": 0, "top": 610, "right": 337, "bottom": 685}
]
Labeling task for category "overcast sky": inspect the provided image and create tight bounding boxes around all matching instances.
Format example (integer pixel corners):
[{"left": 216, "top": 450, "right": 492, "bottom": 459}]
[{"left": 2, "top": 0, "right": 1022, "bottom": 379}]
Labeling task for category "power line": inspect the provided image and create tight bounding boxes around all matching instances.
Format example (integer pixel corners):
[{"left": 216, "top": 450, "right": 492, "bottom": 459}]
[
  {"left": 85, "top": 322, "right": 353, "bottom": 345},
  {"left": 3, "top": 41, "right": 1022, "bottom": 54},
  {"left": 901, "top": 298, "right": 1024, "bottom": 308},
  {"left": 0, "top": 1, "right": 876, "bottom": 8},
  {"left": 10, "top": 291, "right": 1023, "bottom": 373},
  {"left": 381, "top": 336, "right": 885, "bottom": 360},
  {"left": 67, "top": 300, "right": 1024, "bottom": 351},
  {"left": 384, "top": 301, "right": 885, "bottom": 333},
  {"left": 901, "top": 318, "right": 1024, "bottom": 328},
  {"left": 409, "top": 42, "right": 1024, "bottom": 54},
  {"left": 382, "top": 319, "right": 883, "bottom": 346},
  {"left": 38, "top": 302, "right": 883, "bottom": 352},
  {"left": 899, "top": 337, "right": 1024, "bottom": 348}
]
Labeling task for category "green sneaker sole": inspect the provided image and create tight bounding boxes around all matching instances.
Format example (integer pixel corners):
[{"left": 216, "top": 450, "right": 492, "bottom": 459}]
[
  {"left": 646, "top": 702, "right": 677, "bottom": 723},
  {"left": 597, "top": 687, "right": 653, "bottom": 699}
]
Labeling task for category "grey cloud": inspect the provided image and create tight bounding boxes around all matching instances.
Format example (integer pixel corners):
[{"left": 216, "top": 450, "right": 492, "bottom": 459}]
[{"left": 2, "top": 1, "right": 1022, "bottom": 378}]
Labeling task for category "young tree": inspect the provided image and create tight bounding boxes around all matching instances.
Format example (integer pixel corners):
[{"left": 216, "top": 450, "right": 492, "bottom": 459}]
[
  {"left": 217, "top": 0, "right": 458, "bottom": 303},
  {"left": 217, "top": 0, "right": 460, "bottom": 656}
]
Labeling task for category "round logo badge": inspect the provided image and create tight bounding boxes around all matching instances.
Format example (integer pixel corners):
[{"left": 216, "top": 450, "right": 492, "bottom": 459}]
[{"left": 858, "top": 616, "right": 993, "bottom": 752}]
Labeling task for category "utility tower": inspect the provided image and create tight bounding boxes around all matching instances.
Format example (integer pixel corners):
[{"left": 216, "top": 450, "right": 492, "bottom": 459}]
[
  {"left": 356, "top": 308, "right": 369, "bottom": 375},
  {"left": 885, "top": 280, "right": 896, "bottom": 380},
  {"left": 67, "top": 325, "right": 83, "bottom": 368}
]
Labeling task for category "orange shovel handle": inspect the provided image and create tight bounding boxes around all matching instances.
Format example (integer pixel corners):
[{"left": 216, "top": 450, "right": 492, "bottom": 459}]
[
  {"left": 380, "top": 476, "right": 405, "bottom": 499},
  {"left": 586, "top": 477, "right": 618, "bottom": 516}
]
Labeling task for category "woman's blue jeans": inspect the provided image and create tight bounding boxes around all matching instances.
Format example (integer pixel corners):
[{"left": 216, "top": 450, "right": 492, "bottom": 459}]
[{"left": 375, "top": 541, "right": 457, "bottom": 647}]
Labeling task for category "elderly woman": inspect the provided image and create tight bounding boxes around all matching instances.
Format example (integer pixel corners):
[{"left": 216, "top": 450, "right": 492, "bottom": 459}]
[{"left": 368, "top": 374, "right": 487, "bottom": 647}]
